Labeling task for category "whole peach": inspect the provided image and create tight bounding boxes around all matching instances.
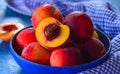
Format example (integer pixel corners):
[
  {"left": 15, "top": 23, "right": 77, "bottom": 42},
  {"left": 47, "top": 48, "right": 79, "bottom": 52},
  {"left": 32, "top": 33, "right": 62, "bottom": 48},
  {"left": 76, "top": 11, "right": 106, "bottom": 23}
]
[
  {"left": 31, "top": 4, "right": 63, "bottom": 28},
  {"left": 16, "top": 27, "right": 37, "bottom": 50},
  {"left": 22, "top": 42, "right": 51, "bottom": 65},
  {"left": 64, "top": 11, "right": 94, "bottom": 43},
  {"left": 50, "top": 47, "right": 84, "bottom": 67},
  {"left": 81, "top": 38, "right": 106, "bottom": 62}
]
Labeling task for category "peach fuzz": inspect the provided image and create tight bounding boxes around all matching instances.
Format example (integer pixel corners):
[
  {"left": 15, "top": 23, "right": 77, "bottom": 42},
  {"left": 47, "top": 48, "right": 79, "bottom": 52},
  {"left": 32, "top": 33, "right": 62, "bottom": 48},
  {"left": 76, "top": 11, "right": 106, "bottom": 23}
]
[
  {"left": 35, "top": 17, "right": 70, "bottom": 50},
  {"left": 22, "top": 42, "right": 51, "bottom": 65},
  {"left": 16, "top": 27, "right": 37, "bottom": 50},
  {"left": 80, "top": 38, "right": 106, "bottom": 62},
  {"left": 50, "top": 47, "right": 84, "bottom": 67},
  {"left": 31, "top": 4, "right": 63, "bottom": 28},
  {"left": 64, "top": 11, "right": 94, "bottom": 43}
]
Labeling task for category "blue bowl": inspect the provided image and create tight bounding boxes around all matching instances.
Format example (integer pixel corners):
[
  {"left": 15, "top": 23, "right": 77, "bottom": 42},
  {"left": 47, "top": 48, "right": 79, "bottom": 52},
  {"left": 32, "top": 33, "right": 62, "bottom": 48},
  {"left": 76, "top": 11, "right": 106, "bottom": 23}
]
[{"left": 10, "top": 26, "right": 111, "bottom": 74}]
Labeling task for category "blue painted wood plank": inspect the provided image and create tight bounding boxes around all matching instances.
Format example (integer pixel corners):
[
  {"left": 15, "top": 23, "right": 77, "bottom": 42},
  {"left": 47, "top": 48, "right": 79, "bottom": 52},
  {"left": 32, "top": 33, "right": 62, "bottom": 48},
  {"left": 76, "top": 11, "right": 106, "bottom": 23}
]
[
  {"left": 0, "top": 41, "right": 26, "bottom": 74},
  {"left": 0, "top": 0, "right": 31, "bottom": 74}
]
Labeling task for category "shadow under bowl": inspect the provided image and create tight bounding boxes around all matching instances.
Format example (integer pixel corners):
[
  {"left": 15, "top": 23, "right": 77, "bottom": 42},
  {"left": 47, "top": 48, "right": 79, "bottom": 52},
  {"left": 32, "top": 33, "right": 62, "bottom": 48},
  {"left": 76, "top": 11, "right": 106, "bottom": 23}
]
[{"left": 10, "top": 26, "right": 111, "bottom": 74}]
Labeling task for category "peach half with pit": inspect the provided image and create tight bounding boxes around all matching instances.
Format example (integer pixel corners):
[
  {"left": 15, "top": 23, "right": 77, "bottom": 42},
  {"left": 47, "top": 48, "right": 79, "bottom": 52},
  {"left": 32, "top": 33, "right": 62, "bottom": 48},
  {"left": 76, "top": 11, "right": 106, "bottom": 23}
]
[
  {"left": 0, "top": 23, "right": 24, "bottom": 42},
  {"left": 35, "top": 17, "right": 70, "bottom": 50}
]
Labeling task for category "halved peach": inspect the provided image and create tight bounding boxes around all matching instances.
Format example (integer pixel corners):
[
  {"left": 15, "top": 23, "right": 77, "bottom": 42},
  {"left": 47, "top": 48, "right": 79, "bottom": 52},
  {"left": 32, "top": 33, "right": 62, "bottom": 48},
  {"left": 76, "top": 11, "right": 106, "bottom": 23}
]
[
  {"left": 35, "top": 17, "right": 70, "bottom": 50},
  {"left": 0, "top": 23, "right": 24, "bottom": 42}
]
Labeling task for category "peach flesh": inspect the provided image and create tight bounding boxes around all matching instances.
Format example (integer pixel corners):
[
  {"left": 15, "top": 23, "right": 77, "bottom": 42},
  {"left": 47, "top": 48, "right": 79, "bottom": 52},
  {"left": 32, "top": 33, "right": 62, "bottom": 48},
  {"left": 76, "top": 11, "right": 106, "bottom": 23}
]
[{"left": 35, "top": 17, "right": 70, "bottom": 49}]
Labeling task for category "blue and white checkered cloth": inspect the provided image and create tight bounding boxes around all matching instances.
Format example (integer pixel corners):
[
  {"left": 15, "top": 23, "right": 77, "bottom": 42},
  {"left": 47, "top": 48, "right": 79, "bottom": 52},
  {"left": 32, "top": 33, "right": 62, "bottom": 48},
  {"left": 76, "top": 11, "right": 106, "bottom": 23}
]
[{"left": 5, "top": 0, "right": 120, "bottom": 74}]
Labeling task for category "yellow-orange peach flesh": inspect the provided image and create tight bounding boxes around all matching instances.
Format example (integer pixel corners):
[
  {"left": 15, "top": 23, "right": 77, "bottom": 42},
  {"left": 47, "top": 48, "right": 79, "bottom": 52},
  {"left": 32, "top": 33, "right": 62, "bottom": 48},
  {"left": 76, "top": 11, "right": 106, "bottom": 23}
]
[{"left": 35, "top": 17, "right": 70, "bottom": 49}]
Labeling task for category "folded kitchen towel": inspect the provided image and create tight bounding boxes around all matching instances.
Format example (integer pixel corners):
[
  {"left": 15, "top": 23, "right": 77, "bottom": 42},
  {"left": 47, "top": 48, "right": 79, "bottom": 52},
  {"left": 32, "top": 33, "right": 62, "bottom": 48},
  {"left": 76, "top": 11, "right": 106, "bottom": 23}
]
[{"left": 5, "top": 0, "right": 120, "bottom": 74}]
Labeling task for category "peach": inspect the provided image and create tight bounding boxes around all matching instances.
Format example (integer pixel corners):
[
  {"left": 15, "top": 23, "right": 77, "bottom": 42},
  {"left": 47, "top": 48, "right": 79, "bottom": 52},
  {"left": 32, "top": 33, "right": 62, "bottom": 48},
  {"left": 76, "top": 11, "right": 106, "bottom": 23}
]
[
  {"left": 92, "top": 30, "right": 98, "bottom": 39},
  {"left": 0, "top": 23, "right": 24, "bottom": 42},
  {"left": 22, "top": 42, "right": 51, "bottom": 65},
  {"left": 80, "top": 38, "right": 106, "bottom": 62},
  {"left": 64, "top": 11, "right": 94, "bottom": 43},
  {"left": 31, "top": 4, "right": 63, "bottom": 28},
  {"left": 35, "top": 17, "right": 70, "bottom": 50},
  {"left": 16, "top": 27, "right": 37, "bottom": 50},
  {"left": 61, "top": 40, "right": 75, "bottom": 48},
  {"left": 50, "top": 47, "right": 84, "bottom": 67}
]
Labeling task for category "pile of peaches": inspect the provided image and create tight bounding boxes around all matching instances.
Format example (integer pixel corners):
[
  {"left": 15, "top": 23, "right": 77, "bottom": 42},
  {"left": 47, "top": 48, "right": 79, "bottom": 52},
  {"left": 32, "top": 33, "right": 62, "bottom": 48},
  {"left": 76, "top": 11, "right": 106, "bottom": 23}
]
[{"left": 16, "top": 4, "right": 106, "bottom": 67}]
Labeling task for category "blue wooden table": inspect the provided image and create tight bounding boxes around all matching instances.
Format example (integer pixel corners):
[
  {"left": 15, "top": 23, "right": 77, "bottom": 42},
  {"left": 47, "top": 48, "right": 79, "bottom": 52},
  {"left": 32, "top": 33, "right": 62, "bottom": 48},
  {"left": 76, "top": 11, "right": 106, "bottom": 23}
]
[{"left": 0, "top": 0, "right": 31, "bottom": 74}]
